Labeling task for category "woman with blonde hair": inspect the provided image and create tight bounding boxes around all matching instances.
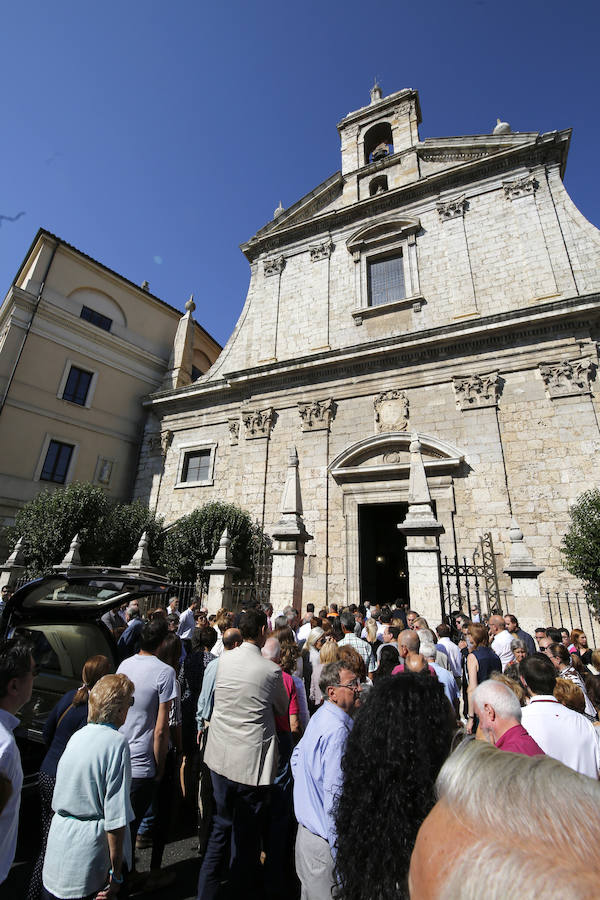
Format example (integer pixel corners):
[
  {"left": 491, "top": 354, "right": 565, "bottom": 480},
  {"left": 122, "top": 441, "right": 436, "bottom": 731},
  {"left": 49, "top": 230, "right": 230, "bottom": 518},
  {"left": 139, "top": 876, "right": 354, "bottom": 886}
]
[
  {"left": 42, "top": 674, "right": 135, "bottom": 900},
  {"left": 28, "top": 655, "right": 112, "bottom": 900}
]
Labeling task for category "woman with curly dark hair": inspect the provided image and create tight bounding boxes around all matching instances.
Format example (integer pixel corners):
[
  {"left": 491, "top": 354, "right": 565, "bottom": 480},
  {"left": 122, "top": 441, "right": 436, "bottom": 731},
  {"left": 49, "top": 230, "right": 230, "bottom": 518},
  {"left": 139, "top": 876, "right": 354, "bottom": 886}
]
[{"left": 333, "top": 673, "right": 454, "bottom": 900}]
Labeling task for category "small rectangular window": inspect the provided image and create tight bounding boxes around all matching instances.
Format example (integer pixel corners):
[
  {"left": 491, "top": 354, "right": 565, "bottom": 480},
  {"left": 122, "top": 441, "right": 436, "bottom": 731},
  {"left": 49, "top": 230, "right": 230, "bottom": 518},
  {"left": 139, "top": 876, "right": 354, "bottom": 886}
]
[
  {"left": 80, "top": 305, "right": 112, "bottom": 332},
  {"left": 182, "top": 449, "right": 211, "bottom": 483},
  {"left": 368, "top": 254, "right": 406, "bottom": 307},
  {"left": 40, "top": 440, "right": 74, "bottom": 484},
  {"left": 62, "top": 366, "right": 93, "bottom": 406}
]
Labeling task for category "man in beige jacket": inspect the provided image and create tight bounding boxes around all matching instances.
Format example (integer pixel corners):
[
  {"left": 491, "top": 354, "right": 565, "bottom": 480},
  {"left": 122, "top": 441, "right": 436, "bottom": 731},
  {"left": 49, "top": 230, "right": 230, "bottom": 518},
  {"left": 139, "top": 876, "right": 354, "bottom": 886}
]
[{"left": 197, "top": 606, "right": 289, "bottom": 900}]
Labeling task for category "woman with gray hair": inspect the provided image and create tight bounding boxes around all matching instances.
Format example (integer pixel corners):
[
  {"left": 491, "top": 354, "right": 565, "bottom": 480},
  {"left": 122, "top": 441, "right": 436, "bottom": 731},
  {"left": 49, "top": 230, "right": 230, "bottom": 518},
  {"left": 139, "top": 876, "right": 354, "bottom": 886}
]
[
  {"left": 42, "top": 674, "right": 135, "bottom": 900},
  {"left": 505, "top": 637, "right": 528, "bottom": 681}
]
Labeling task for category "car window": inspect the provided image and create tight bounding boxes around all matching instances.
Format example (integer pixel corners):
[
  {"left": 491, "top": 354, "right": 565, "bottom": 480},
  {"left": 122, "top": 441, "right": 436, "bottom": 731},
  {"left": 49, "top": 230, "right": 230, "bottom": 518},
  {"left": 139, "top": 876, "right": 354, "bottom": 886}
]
[
  {"left": 12, "top": 623, "right": 116, "bottom": 682},
  {"left": 16, "top": 576, "right": 169, "bottom": 610}
]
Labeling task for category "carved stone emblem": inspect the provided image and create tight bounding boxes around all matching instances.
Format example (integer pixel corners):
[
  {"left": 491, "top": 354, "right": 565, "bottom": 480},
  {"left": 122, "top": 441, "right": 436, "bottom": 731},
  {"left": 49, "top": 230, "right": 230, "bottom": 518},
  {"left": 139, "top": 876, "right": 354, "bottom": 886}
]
[
  {"left": 264, "top": 256, "right": 285, "bottom": 277},
  {"left": 539, "top": 359, "right": 593, "bottom": 399},
  {"left": 453, "top": 372, "right": 500, "bottom": 410},
  {"left": 503, "top": 175, "right": 538, "bottom": 200},
  {"left": 242, "top": 407, "right": 274, "bottom": 439},
  {"left": 436, "top": 194, "right": 467, "bottom": 221},
  {"left": 309, "top": 240, "right": 334, "bottom": 262},
  {"left": 228, "top": 418, "right": 240, "bottom": 446},
  {"left": 374, "top": 390, "right": 409, "bottom": 432},
  {"left": 298, "top": 398, "right": 335, "bottom": 432},
  {"left": 148, "top": 429, "right": 173, "bottom": 457}
]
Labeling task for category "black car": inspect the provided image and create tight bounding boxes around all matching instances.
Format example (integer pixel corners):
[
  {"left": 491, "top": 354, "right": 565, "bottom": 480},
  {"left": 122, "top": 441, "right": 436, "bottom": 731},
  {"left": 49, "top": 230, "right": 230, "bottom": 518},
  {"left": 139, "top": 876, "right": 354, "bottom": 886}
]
[{"left": 0, "top": 567, "right": 171, "bottom": 793}]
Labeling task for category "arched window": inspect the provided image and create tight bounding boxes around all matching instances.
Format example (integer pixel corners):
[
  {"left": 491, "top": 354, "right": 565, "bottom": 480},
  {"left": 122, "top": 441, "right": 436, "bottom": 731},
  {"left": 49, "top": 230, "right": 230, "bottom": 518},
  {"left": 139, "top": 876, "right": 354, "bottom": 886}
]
[
  {"left": 364, "top": 122, "right": 393, "bottom": 165},
  {"left": 369, "top": 175, "right": 388, "bottom": 196}
]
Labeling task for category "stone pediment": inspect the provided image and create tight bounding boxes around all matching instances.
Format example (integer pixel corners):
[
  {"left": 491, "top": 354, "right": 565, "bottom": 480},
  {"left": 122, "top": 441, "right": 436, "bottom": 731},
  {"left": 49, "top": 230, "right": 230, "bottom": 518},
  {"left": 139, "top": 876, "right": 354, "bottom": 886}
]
[
  {"left": 329, "top": 432, "right": 464, "bottom": 483},
  {"left": 417, "top": 133, "right": 540, "bottom": 167}
]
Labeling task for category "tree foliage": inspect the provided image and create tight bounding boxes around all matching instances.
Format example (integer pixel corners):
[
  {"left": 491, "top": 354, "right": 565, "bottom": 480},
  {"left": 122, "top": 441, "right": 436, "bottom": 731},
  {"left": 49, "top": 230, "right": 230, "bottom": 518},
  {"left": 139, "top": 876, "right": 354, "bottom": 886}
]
[
  {"left": 562, "top": 489, "right": 600, "bottom": 609},
  {"left": 158, "top": 501, "right": 261, "bottom": 582},
  {"left": 4, "top": 482, "right": 164, "bottom": 577}
]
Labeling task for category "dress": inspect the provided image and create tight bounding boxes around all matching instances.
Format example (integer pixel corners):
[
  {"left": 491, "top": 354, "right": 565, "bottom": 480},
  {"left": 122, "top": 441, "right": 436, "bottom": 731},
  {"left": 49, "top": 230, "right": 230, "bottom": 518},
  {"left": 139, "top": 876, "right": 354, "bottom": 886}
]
[
  {"left": 42, "top": 724, "right": 134, "bottom": 900},
  {"left": 472, "top": 646, "right": 502, "bottom": 684}
]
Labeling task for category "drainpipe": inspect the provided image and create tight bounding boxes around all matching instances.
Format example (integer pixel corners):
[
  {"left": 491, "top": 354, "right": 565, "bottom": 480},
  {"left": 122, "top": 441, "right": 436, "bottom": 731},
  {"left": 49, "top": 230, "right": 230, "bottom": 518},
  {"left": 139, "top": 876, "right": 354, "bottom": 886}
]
[{"left": 0, "top": 239, "right": 58, "bottom": 416}]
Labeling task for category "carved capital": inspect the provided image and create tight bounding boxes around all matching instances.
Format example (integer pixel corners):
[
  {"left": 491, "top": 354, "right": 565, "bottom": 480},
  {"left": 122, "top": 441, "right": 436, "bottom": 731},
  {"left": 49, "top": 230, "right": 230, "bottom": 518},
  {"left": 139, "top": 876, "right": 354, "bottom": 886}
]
[
  {"left": 539, "top": 359, "right": 593, "bottom": 399},
  {"left": 228, "top": 418, "right": 240, "bottom": 446},
  {"left": 264, "top": 256, "right": 285, "bottom": 277},
  {"left": 298, "top": 398, "right": 335, "bottom": 432},
  {"left": 436, "top": 194, "right": 467, "bottom": 221},
  {"left": 242, "top": 407, "right": 274, "bottom": 439},
  {"left": 374, "top": 389, "right": 409, "bottom": 433},
  {"left": 309, "top": 240, "right": 334, "bottom": 262},
  {"left": 503, "top": 175, "right": 538, "bottom": 200},
  {"left": 453, "top": 372, "right": 500, "bottom": 410}
]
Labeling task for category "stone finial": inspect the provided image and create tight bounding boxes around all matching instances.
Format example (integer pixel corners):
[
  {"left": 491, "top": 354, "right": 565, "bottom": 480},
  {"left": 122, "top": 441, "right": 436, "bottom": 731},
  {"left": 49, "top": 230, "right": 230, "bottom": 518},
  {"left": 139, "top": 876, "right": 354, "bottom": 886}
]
[
  {"left": 210, "top": 529, "right": 234, "bottom": 568},
  {"left": 161, "top": 296, "right": 197, "bottom": 390},
  {"left": 504, "top": 518, "right": 544, "bottom": 577},
  {"left": 185, "top": 294, "right": 196, "bottom": 313},
  {"left": 60, "top": 534, "right": 82, "bottom": 567},
  {"left": 128, "top": 531, "right": 152, "bottom": 569},
  {"left": 274, "top": 201, "right": 284, "bottom": 219},
  {"left": 493, "top": 117, "right": 511, "bottom": 135},
  {"left": 141, "top": 280, "right": 150, "bottom": 291},
  {"left": 271, "top": 447, "right": 313, "bottom": 543},
  {"left": 398, "top": 434, "right": 442, "bottom": 534},
  {"left": 370, "top": 80, "right": 383, "bottom": 104},
  {"left": 5, "top": 536, "right": 26, "bottom": 567}
]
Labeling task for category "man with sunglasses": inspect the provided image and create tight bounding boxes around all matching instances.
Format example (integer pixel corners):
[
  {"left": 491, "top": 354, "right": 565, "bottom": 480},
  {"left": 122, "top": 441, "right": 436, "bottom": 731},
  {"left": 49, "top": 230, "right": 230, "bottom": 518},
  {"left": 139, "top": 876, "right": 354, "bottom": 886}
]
[
  {"left": 291, "top": 660, "right": 362, "bottom": 900},
  {"left": 0, "top": 638, "right": 35, "bottom": 886}
]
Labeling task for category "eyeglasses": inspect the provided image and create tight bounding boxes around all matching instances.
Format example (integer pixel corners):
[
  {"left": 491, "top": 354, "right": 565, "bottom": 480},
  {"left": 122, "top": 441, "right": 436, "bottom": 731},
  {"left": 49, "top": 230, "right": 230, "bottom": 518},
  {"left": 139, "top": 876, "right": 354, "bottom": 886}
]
[{"left": 333, "top": 678, "right": 360, "bottom": 690}]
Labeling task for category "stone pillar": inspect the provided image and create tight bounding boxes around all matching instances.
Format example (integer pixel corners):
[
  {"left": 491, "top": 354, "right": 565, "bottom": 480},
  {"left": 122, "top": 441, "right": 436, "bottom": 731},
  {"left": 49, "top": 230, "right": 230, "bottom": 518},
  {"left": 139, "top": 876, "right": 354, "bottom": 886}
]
[
  {"left": 120, "top": 532, "right": 162, "bottom": 576},
  {"left": 503, "top": 519, "right": 545, "bottom": 635},
  {"left": 204, "top": 529, "right": 240, "bottom": 615},
  {"left": 0, "top": 537, "right": 26, "bottom": 591},
  {"left": 270, "top": 448, "right": 313, "bottom": 615},
  {"left": 53, "top": 534, "right": 83, "bottom": 572},
  {"left": 398, "top": 434, "right": 444, "bottom": 624}
]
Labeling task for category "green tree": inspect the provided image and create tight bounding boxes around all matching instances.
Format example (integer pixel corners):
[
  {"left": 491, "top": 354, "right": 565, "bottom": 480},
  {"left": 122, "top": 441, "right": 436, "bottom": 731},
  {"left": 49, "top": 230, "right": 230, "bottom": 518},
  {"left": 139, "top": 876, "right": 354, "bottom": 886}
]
[
  {"left": 4, "top": 483, "right": 163, "bottom": 577},
  {"left": 158, "top": 501, "right": 260, "bottom": 582},
  {"left": 562, "top": 489, "right": 600, "bottom": 613}
]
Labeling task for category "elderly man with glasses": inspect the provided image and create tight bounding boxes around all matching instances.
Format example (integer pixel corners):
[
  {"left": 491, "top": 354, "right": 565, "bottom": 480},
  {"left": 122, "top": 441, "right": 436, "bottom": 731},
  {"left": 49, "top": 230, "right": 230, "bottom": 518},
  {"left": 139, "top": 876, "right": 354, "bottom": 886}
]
[{"left": 291, "top": 660, "right": 362, "bottom": 900}]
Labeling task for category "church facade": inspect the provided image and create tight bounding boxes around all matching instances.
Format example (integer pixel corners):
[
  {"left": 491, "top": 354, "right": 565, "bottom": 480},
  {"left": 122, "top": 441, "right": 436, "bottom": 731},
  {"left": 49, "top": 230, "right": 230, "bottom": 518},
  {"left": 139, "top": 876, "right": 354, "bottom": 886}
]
[{"left": 134, "top": 84, "right": 600, "bottom": 619}]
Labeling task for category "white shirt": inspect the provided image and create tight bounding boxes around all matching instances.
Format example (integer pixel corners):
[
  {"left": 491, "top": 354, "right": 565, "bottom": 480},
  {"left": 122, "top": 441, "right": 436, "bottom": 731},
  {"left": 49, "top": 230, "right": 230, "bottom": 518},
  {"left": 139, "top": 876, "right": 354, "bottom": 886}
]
[
  {"left": 177, "top": 606, "right": 196, "bottom": 640},
  {"left": 438, "top": 637, "right": 462, "bottom": 679},
  {"left": 491, "top": 629, "right": 515, "bottom": 671},
  {"left": 297, "top": 621, "right": 313, "bottom": 643},
  {"left": 521, "top": 696, "right": 600, "bottom": 778},
  {"left": 0, "top": 709, "right": 23, "bottom": 884}
]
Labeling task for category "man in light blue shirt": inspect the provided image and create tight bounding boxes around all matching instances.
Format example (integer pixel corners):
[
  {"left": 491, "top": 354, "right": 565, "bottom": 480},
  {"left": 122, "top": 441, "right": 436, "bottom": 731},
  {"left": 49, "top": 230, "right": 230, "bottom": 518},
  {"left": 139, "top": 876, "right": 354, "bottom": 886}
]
[
  {"left": 420, "top": 642, "right": 459, "bottom": 714},
  {"left": 291, "top": 660, "right": 362, "bottom": 900}
]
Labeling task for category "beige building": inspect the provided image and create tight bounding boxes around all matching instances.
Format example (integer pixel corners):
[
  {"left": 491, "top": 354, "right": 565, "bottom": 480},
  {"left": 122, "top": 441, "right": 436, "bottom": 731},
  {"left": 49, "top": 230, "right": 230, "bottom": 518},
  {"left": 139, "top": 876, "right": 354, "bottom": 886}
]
[
  {"left": 134, "top": 84, "right": 600, "bottom": 628},
  {"left": 0, "top": 229, "right": 221, "bottom": 545}
]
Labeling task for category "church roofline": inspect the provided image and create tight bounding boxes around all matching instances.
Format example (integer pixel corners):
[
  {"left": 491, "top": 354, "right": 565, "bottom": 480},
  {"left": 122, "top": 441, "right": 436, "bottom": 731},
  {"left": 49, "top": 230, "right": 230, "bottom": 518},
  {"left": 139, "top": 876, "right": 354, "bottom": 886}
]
[
  {"left": 336, "top": 88, "right": 422, "bottom": 131},
  {"left": 238, "top": 129, "right": 571, "bottom": 263},
  {"left": 144, "top": 289, "right": 600, "bottom": 412}
]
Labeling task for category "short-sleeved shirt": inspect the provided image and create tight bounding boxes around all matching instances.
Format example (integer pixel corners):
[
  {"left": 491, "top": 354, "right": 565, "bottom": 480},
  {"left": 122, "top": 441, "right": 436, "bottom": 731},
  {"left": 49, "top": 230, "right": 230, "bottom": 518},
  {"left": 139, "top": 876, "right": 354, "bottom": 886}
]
[
  {"left": 276, "top": 670, "right": 299, "bottom": 732},
  {"left": 42, "top": 724, "right": 134, "bottom": 899},
  {"left": 0, "top": 710, "right": 22, "bottom": 885},
  {"left": 117, "top": 654, "right": 178, "bottom": 778}
]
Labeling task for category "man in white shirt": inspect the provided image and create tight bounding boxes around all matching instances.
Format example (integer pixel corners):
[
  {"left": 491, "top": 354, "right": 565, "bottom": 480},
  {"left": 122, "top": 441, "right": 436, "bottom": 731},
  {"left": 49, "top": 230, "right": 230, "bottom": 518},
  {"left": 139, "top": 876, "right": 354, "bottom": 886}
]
[
  {"left": 166, "top": 596, "right": 180, "bottom": 620},
  {"left": 177, "top": 598, "right": 202, "bottom": 640},
  {"left": 488, "top": 615, "right": 515, "bottom": 671},
  {"left": 0, "top": 638, "right": 35, "bottom": 885},
  {"left": 520, "top": 654, "right": 600, "bottom": 778},
  {"left": 436, "top": 623, "right": 462, "bottom": 680},
  {"left": 297, "top": 605, "right": 315, "bottom": 644}
]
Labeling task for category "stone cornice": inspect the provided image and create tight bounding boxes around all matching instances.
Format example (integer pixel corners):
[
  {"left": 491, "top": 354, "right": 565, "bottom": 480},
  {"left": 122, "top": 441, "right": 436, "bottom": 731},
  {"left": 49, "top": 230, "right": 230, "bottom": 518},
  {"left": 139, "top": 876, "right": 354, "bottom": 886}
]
[
  {"left": 240, "top": 131, "right": 570, "bottom": 262},
  {"left": 144, "top": 292, "right": 600, "bottom": 413}
]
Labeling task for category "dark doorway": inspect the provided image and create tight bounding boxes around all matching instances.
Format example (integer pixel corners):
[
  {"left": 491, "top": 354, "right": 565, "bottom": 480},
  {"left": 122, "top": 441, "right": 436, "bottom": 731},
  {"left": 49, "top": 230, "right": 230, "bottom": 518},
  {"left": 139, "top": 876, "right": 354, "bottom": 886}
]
[{"left": 359, "top": 503, "right": 409, "bottom": 606}]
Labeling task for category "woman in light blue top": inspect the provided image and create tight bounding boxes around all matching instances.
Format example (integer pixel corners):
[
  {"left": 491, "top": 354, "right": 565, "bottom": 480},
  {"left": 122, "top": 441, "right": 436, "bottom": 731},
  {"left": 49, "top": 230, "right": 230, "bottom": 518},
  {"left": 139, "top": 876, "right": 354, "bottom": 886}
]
[{"left": 42, "top": 674, "right": 135, "bottom": 900}]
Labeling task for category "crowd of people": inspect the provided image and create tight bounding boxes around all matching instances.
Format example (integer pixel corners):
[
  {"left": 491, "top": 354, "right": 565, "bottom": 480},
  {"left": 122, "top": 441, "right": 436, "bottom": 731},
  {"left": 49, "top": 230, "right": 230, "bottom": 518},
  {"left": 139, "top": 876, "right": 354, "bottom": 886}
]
[{"left": 2, "top": 594, "right": 600, "bottom": 898}]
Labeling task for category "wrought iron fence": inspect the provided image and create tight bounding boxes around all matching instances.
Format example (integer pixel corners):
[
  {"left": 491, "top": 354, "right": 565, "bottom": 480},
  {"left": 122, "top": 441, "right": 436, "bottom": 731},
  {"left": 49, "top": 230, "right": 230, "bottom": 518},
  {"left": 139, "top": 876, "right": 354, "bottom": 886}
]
[
  {"left": 541, "top": 591, "right": 600, "bottom": 646},
  {"left": 440, "top": 532, "right": 503, "bottom": 622}
]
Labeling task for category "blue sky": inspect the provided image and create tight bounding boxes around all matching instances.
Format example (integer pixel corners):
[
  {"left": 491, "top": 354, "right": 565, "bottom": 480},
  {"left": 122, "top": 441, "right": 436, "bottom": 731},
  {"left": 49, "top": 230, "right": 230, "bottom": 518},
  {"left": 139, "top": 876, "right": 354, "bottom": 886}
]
[{"left": 1, "top": 0, "right": 598, "bottom": 346}]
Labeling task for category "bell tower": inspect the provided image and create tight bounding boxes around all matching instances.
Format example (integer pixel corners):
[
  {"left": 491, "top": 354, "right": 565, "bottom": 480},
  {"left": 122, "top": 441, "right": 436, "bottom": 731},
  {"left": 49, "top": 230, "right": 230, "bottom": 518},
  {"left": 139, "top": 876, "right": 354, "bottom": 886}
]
[{"left": 337, "top": 83, "right": 422, "bottom": 204}]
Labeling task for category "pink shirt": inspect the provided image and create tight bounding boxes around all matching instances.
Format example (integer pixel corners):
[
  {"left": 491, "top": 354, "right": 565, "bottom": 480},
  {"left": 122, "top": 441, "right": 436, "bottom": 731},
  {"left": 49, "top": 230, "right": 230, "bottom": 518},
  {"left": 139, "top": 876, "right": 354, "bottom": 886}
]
[
  {"left": 275, "top": 670, "right": 298, "bottom": 732},
  {"left": 495, "top": 723, "right": 544, "bottom": 757},
  {"left": 392, "top": 663, "right": 437, "bottom": 678}
]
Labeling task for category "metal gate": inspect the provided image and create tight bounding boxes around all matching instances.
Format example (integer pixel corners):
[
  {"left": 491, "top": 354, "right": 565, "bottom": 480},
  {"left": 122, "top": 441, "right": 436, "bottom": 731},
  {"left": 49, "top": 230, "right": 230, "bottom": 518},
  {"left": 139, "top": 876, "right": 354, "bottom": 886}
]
[
  {"left": 231, "top": 527, "right": 272, "bottom": 609},
  {"left": 440, "top": 532, "right": 502, "bottom": 623}
]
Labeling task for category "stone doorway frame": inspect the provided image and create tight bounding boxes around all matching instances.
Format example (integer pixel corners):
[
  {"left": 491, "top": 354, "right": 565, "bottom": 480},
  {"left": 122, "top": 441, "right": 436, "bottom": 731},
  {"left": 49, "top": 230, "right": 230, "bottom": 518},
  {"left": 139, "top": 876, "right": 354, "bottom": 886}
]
[{"left": 329, "top": 432, "right": 465, "bottom": 608}]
